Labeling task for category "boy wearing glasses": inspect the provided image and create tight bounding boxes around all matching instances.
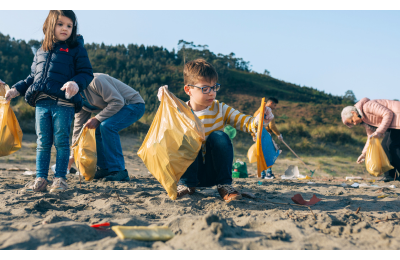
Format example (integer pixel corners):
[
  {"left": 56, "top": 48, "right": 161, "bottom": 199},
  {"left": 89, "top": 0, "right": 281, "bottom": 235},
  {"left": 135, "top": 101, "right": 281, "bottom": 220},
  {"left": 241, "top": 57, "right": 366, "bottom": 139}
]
[{"left": 157, "top": 59, "right": 273, "bottom": 202}]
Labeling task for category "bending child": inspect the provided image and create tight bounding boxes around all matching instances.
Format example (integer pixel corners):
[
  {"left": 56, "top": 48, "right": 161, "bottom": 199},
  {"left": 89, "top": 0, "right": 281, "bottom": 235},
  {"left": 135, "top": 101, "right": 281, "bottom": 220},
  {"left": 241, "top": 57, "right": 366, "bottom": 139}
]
[
  {"left": 252, "top": 97, "right": 282, "bottom": 179},
  {"left": 157, "top": 59, "right": 273, "bottom": 202},
  {"left": 6, "top": 10, "right": 94, "bottom": 193}
]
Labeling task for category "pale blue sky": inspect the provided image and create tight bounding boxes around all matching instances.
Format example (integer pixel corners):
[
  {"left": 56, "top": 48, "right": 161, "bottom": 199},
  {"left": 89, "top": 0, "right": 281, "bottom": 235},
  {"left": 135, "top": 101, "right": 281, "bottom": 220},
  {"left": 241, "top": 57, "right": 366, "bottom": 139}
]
[{"left": 0, "top": 10, "right": 399, "bottom": 101}]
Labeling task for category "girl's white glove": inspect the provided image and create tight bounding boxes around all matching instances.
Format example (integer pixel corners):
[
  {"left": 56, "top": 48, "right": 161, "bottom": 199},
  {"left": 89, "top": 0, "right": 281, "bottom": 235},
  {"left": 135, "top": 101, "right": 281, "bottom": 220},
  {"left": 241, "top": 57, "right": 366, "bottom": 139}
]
[
  {"left": 0, "top": 79, "right": 5, "bottom": 84},
  {"left": 5, "top": 88, "right": 20, "bottom": 101},
  {"left": 61, "top": 81, "right": 79, "bottom": 99},
  {"left": 157, "top": 85, "right": 168, "bottom": 101}
]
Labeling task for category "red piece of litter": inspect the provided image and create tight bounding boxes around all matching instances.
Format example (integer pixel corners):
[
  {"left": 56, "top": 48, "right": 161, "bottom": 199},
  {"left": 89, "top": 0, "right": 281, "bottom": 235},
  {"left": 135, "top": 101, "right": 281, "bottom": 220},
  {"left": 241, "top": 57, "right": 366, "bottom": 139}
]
[
  {"left": 60, "top": 48, "right": 69, "bottom": 52},
  {"left": 90, "top": 222, "right": 110, "bottom": 228},
  {"left": 291, "top": 194, "right": 321, "bottom": 206}
]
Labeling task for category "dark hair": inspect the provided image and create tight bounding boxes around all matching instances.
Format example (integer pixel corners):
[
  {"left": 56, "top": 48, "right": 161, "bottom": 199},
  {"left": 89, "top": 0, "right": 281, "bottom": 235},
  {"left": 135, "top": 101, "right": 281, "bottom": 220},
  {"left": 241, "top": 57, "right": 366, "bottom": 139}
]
[
  {"left": 267, "top": 97, "right": 279, "bottom": 104},
  {"left": 42, "top": 10, "right": 78, "bottom": 51}
]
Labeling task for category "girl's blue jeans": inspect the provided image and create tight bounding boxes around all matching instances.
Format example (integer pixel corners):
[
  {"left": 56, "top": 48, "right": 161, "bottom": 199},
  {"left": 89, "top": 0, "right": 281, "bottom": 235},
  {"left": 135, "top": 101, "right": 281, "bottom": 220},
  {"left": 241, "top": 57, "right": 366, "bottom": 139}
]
[
  {"left": 35, "top": 100, "right": 75, "bottom": 180},
  {"left": 95, "top": 103, "right": 145, "bottom": 172},
  {"left": 179, "top": 131, "right": 233, "bottom": 187}
]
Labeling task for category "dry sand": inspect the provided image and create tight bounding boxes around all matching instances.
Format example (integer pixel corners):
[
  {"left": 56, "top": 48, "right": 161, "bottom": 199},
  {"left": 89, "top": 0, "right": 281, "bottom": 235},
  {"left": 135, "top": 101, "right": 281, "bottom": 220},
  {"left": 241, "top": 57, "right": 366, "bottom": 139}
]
[{"left": 1, "top": 134, "right": 400, "bottom": 250}]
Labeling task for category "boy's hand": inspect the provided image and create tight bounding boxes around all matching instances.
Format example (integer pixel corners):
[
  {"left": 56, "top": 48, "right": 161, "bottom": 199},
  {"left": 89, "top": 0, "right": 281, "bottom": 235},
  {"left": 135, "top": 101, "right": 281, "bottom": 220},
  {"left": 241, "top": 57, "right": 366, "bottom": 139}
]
[
  {"left": 86, "top": 117, "right": 101, "bottom": 129},
  {"left": 61, "top": 81, "right": 79, "bottom": 99},
  {"left": 5, "top": 88, "right": 20, "bottom": 101},
  {"left": 157, "top": 85, "right": 168, "bottom": 101}
]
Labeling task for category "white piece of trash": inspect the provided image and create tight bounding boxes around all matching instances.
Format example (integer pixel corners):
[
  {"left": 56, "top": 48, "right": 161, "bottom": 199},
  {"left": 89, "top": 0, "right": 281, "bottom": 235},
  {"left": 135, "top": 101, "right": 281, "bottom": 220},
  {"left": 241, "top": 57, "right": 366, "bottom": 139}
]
[
  {"left": 350, "top": 183, "right": 360, "bottom": 188},
  {"left": 22, "top": 171, "right": 36, "bottom": 176}
]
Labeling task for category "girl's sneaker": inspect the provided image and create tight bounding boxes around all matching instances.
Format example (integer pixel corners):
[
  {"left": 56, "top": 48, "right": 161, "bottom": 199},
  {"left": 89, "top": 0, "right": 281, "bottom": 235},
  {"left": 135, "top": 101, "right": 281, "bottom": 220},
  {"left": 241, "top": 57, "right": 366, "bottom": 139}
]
[
  {"left": 50, "top": 178, "right": 68, "bottom": 193},
  {"left": 25, "top": 177, "right": 48, "bottom": 192}
]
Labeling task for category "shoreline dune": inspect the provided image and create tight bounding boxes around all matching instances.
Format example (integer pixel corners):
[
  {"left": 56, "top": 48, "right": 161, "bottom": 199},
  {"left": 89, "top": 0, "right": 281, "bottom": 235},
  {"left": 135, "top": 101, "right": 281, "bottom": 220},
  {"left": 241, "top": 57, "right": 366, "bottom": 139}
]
[{"left": 1, "top": 134, "right": 400, "bottom": 250}]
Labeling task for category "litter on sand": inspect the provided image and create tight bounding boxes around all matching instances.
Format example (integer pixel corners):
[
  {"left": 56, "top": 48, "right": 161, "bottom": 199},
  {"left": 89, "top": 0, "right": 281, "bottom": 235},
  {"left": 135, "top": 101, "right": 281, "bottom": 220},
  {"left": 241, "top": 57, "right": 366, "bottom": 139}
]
[
  {"left": 22, "top": 171, "right": 36, "bottom": 176},
  {"left": 307, "top": 182, "right": 315, "bottom": 185},
  {"left": 346, "top": 176, "right": 363, "bottom": 181},
  {"left": 111, "top": 226, "right": 174, "bottom": 241},
  {"left": 291, "top": 194, "right": 322, "bottom": 206},
  {"left": 90, "top": 222, "right": 110, "bottom": 228},
  {"left": 340, "top": 183, "right": 348, "bottom": 187},
  {"left": 358, "top": 183, "right": 396, "bottom": 189},
  {"left": 351, "top": 183, "right": 360, "bottom": 188},
  {"left": 281, "top": 165, "right": 306, "bottom": 179},
  {"left": 377, "top": 195, "right": 389, "bottom": 199},
  {"left": 298, "top": 175, "right": 312, "bottom": 180}
]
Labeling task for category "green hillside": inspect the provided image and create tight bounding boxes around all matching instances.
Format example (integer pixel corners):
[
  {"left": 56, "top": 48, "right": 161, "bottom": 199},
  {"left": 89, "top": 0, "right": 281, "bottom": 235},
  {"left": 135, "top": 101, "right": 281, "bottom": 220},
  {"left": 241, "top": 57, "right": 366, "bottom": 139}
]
[{"left": 0, "top": 33, "right": 365, "bottom": 160}]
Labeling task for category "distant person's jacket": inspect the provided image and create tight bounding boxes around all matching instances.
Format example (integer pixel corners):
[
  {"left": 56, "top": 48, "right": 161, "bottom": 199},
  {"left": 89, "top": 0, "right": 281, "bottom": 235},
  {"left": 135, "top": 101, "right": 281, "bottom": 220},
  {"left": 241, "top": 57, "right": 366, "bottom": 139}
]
[
  {"left": 72, "top": 73, "right": 145, "bottom": 144},
  {"left": 12, "top": 36, "right": 93, "bottom": 112},
  {"left": 355, "top": 97, "right": 400, "bottom": 154}
]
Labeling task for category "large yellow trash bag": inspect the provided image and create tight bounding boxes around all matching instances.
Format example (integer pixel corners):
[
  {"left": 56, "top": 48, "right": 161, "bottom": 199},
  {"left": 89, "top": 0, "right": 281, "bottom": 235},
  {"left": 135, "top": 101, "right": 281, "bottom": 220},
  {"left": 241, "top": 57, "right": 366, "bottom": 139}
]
[
  {"left": 72, "top": 127, "right": 97, "bottom": 181},
  {"left": 0, "top": 84, "right": 23, "bottom": 157},
  {"left": 247, "top": 143, "right": 257, "bottom": 163},
  {"left": 137, "top": 86, "right": 205, "bottom": 200},
  {"left": 365, "top": 137, "right": 394, "bottom": 177}
]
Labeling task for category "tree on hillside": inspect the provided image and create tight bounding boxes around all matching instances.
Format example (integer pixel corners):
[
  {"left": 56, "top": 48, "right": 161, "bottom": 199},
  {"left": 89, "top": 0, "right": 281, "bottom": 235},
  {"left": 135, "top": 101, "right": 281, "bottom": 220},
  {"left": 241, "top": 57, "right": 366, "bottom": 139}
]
[{"left": 343, "top": 90, "right": 357, "bottom": 104}]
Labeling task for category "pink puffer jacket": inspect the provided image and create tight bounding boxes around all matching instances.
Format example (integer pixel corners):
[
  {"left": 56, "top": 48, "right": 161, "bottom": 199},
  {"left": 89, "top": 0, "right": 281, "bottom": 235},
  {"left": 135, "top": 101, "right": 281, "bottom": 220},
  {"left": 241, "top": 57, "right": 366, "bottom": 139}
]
[{"left": 355, "top": 97, "right": 400, "bottom": 154}]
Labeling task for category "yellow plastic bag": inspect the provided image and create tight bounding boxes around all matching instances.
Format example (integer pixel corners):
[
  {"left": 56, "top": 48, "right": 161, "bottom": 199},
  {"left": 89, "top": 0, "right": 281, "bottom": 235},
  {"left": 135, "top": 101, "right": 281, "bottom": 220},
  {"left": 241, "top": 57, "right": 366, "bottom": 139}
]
[
  {"left": 72, "top": 127, "right": 97, "bottom": 181},
  {"left": 137, "top": 86, "right": 205, "bottom": 200},
  {"left": 365, "top": 137, "right": 394, "bottom": 177},
  {"left": 111, "top": 226, "right": 174, "bottom": 241},
  {"left": 247, "top": 143, "right": 257, "bottom": 163},
  {"left": 0, "top": 84, "right": 23, "bottom": 157}
]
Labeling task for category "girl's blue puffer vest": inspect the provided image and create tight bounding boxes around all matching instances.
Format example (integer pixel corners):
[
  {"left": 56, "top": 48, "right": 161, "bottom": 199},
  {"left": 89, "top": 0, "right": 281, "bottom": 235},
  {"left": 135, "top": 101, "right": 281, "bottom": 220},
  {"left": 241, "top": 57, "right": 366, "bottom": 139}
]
[{"left": 13, "top": 36, "right": 93, "bottom": 113}]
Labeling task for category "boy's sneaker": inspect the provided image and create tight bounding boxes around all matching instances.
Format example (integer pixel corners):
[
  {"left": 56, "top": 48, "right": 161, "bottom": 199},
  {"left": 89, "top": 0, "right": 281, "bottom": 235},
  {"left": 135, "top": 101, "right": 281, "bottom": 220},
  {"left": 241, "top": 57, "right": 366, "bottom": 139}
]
[
  {"left": 50, "top": 178, "right": 68, "bottom": 193},
  {"left": 264, "top": 171, "right": 275, "bottom": 179},
  {"left": 177, "top": 184, "right": 196, "bottom": 199},
  {"left": 24, "top": 177, "right": 48, "bottom": 192},
  {"left": 217, "top": 184, "right": 242, "bottom": 202}
]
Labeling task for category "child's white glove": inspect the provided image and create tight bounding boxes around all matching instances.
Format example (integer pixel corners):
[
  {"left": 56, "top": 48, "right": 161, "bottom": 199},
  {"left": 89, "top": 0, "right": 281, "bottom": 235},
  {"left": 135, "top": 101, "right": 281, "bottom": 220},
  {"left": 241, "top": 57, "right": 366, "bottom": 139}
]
[
  {"left": 0, "top": 79, "right": 5, "bottom": 84},
  {"left": 278, "top": 134, "right": 283, "bottom": 141},
  {"left": 61, "top": 81, "right": 79, "bottom": 99},
  {"left": 157, "top": 85, "right": 168, "bottom": 101},
  {"left": 5, "top": 88, "right": 20, "bottom": 101}
]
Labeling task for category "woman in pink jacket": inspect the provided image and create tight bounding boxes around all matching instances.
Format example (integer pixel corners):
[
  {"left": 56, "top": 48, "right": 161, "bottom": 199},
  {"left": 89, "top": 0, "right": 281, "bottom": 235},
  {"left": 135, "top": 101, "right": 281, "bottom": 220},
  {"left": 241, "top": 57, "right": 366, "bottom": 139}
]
[{"left": 341, "top": 98, "right": 400, "bottom": 181}]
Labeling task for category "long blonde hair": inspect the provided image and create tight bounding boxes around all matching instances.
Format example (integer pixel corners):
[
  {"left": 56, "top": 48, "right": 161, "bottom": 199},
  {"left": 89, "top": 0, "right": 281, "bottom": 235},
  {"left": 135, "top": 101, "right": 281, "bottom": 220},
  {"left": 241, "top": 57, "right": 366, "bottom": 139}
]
[{"left": 42, "top": 10, "right": 78, "bottom": 52}]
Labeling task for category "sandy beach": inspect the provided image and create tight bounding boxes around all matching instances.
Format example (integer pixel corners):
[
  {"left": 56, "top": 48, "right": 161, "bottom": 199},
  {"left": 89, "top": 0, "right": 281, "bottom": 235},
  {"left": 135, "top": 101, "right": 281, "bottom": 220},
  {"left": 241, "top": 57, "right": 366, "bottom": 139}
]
[{"left": 1, "top": 133, "right": 400, "bottom": 250}]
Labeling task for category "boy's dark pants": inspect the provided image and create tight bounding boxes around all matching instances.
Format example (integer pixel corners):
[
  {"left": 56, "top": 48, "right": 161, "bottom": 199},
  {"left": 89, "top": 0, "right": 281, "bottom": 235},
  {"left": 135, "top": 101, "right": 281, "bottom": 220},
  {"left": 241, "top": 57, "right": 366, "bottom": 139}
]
[
  {"left": 179, "top": 131, "right": 233, "bottom": 187},
  {"left": 382, "top": 128, "right": 400, "bottom": 178}
]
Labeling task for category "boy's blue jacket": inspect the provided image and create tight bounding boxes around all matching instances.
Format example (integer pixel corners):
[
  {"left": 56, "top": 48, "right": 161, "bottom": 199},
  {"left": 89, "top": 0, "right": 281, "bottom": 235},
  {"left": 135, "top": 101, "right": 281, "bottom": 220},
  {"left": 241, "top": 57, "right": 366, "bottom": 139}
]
[{"left": 12, "top": 35, "right": 93, "bottom": 113}]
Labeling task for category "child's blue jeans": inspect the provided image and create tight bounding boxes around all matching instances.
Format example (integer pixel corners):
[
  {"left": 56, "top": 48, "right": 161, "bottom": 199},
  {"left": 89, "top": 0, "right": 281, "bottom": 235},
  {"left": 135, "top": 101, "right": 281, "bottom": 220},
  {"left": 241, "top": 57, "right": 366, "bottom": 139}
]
[
  {"left": 95, "top": 103, "right": 145, "bottom": 172},
  {"left": 35, "top": 100, "right": 75, "bottom": 180},
  {"left": 179, "top": 131, "right": 233, "bottom": 187}
]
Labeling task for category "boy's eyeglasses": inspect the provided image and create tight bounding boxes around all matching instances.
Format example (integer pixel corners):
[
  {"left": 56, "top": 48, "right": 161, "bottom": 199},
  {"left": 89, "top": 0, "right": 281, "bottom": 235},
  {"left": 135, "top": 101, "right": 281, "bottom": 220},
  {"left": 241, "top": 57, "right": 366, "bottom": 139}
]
[{"left": 187, "top": 83, "right": 221, "bottom": 94}]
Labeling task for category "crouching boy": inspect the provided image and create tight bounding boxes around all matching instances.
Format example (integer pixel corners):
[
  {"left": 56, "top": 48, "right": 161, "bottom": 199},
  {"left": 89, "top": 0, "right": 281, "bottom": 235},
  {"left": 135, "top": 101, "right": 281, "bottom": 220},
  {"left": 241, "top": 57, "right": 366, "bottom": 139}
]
[{"left": 158, "top": 59, "right": 273, "bottom": 202}]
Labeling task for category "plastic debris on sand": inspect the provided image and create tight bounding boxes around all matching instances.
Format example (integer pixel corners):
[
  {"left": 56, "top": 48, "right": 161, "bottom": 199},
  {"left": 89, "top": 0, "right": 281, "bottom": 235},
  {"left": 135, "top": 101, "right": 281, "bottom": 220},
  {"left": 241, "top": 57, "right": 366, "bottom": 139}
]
[{"left": 291, "top": 194, "right": 322, "bottom": 206}]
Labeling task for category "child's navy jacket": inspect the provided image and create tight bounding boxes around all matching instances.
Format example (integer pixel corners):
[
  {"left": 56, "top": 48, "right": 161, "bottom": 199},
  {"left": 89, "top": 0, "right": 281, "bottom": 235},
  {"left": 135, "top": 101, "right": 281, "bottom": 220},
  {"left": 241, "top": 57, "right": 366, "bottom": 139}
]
[{"left": 13, "top": 35, "right": 93, "bottom": 113}]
